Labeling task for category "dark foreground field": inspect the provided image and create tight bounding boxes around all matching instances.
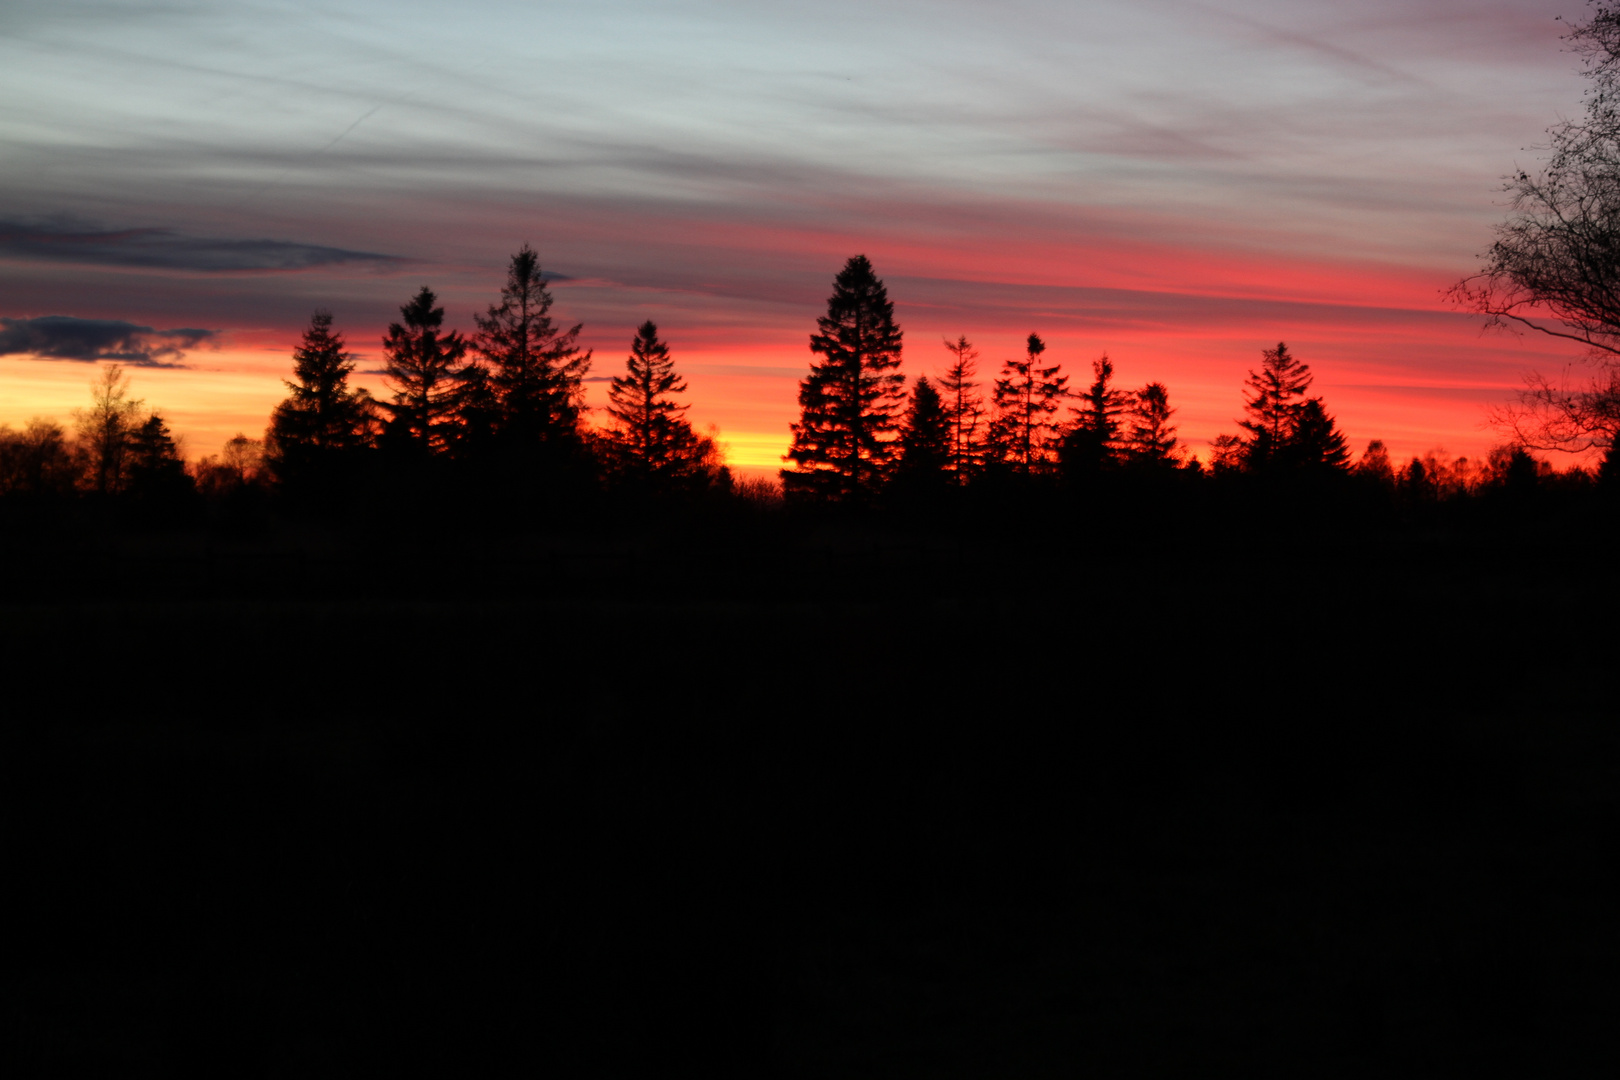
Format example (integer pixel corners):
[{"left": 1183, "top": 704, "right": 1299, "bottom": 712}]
[{"left": 3, "top": 512, "right": 1617, "bottom": 1076}]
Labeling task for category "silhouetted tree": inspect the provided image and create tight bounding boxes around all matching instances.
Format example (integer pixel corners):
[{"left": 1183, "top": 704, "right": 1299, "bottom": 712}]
[
  {"left": 1281, "top": 398, "right": 1351, "bottom": 473},
  {"left": 1060, "top": 354, "right": 1127, "bottom": 476},
  {"left": 604, "top": 321, "right": 716, "bottom": 488},
  {"left": 380, "top": 287, "right": 475, "bottom": 456},
  {"left": 938, "top": 335, "right": 985, "bottom": 484},
  {"left": 1453, "top": 2, "right": 1620, "bottom": 359},
  {"left": 126, "top": 412, "right": 192, "bottom": 501},
  {"left": 1398, "top": 455, "right": 1439, "bottom": 503},
  {"left": 0, "top": 419, "right": 79, "bottom": 497},
  {"left": 1480, "top": 443, "right": 1546, "bottom": 501},
  {"left": 892, "top": 376, "right": 952, "bottom": 497},
  {"left": 474, "top": 245, "right": 591, "bottom": 453},
  {"left": 782, "top": 255, "right": 905, "bottom": 502},
  {"left": 1238, "top": 342, "right": 1313, "bottom": 470},
  {"left": 266, "top": 310, "right": 376, "bottom": 489},
  {"left": 74, "top": 363, "right": 142, "bottom": 495},
  {"left": 1447, "top": 5, "right": 1620, "bottom": 464},
  {"left": 990, "top": 333, "right": 1067, "bottom": 474},
  {"left": 1355, "top": 439, "right": 1395, "bottom": 485},
  {"left": 193, "top": 434, "right": 266, "bottom": 498},
  {"left": 1122, "top": 382, "right": 1179, "bottom": 466},
  {"left": 1207, "top": 435, "right": 1247, "bottom": 476}
]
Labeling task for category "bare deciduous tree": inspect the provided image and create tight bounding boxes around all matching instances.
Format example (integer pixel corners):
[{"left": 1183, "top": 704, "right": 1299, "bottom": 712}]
[{"left": 1452, "top": 2, "right": 1620, "bottom": 460}]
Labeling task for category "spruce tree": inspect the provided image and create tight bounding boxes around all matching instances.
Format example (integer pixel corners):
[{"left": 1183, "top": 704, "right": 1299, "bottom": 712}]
[
  {"left": 605, "top": 321, "right": 704, "bottom": 484},
  {"left": 126, "top": 412, "right": 191, "bottom": 500},
  {"left": 473, "top": 245, "right": 591, "bottom": 450},
  {"left": 266, "top": 310, "right": 376, "bottom": 486},
  {"left": 990, "top": 333, "right": 1068, "bottom": 474},
  {"left": 1061, "top": 354, "right": 1129, "bottom": 475},
  {"left": 893, "top": 376, "right": 952, "bottom": 491},
  {"left": 1122, "top": 382, "right": 1180, "bottom": 465},
  {"left": 782, "top": 255, "right": 905, "bottom": 502},
  {"left": 1283, "top": 398, "right": 1351, "bottom": 472},
  {"left": 1238, "top": 341, "right": 1313, "bottom": 469},
  {"left": 381, "top": 287, "right": 476, "bottom": 456},
  {"left": 937, "top": 335, "right": 985, "bottom": 484}
]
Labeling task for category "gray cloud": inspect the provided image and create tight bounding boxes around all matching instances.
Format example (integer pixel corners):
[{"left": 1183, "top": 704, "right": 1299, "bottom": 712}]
[
  {"left": 0, "top": 220, "right": 403, "bottom": 273},
  {"left": 0, "top": 315, "right": 216, "bottom": 367}
]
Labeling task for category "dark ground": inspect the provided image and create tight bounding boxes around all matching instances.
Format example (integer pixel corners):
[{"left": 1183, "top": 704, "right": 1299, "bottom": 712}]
[{"left": 2, "top": 509, "right": 1616, "bottom": 1076}]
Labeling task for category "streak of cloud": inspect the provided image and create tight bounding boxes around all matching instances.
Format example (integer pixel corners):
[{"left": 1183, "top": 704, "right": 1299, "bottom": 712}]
[
  {"left": 0, "top": 315, "right": 215, "bottom": 367},
  {"left": 0, "top": 220, "right": 403, "bottom": 274}
]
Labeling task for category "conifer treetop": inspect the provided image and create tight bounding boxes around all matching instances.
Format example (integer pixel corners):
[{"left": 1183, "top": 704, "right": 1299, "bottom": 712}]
[
  {"left": 382, "top": 285, "right": 473, "bottom": 453},
  {"left": 783, "top": 254, "right": 906, "bottom": 502},
  {"left": 1239, "top": 341, "right": 1313, "bottom": 446},
  {"left": 475, "top": 244, "right": 590, "bottom": 435}
]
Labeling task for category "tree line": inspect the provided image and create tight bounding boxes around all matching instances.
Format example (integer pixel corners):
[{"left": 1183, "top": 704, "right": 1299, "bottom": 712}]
[{"left": 1, "top": 248, "right": 1603, "bottom": 519}]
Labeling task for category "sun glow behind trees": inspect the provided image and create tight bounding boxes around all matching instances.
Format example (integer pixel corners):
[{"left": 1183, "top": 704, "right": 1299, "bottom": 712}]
[{"left": 0, "top": 1, "right": 1598, "bottom": 466}]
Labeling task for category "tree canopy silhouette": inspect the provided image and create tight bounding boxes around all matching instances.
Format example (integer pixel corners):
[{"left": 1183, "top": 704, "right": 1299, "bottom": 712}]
[
  {"left": 604, "top": 320, "right": 719, "bottom": 489},
  {"left": 474, "top": 245, "right": 590, "bottom": 453},
  {"left": 1238, "top": 342, "right": 1314, "bottom": 469},
  {"left": 0, "top": 419, "right": 77, "bottom": 498},
  {"left": 74, "top": 364, "right": 142, "bottom": 495},
  {"left": 1061, "top": 354, "right": 1128, "bottom": 476},
  {"left": 892, "top": 375, "right": 952, "bottom": 497},
  {"left": 938, "top": 335, "right": 985, "bottom": 484},
  {"left": 990, "top": 333, "right": 1067, "bottom": 475},
  {"left": 1283, "top": 398, "right": 1351, "bottom": 473},
  {"left": 782, "top": 255, "right": 905, "bottom": 502},
  {"left": 126, "top": 412, "right": 191, "bottom": 501},
  {"left": 266, "top": 310, "right": 376, "bottom": 489},
  {"left": 381, "top": 287, "right": 476, "bottom": 456},
  {"left": 1450, "top": 3, "right": 1620, "bottom": 467},
  {"left": 1122, "top": 382, "right": 1180, "bottom": 467}
]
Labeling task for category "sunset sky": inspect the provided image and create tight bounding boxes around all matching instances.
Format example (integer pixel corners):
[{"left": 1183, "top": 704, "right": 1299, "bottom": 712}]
[{"left": 0, "top": 0, "right": 1599, "bottom": 470}]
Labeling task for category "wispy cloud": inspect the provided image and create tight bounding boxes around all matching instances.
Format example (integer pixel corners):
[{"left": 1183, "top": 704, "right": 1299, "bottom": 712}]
[
  {"left": 0, "top": 315, "right": 215, "bottom": 367},
  {"left": 0, "top": 220, "right": 403, "bottom": 273}
]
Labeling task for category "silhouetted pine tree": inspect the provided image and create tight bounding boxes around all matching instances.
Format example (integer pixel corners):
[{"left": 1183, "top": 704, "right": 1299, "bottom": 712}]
[
  {"left": 1238, "top": 342, "right": 1313, "bottom": 470},
  {"left": 938, "top": 335, "right": 985, "bottom": 484},
  {"left": 474, "top": 245, "right": 591, "bottom": 453},
  {"left": 380, "top": 287, "right": 476, "bottom": 456},
  {"left": 1060, "top": 354, "right": 1128, "bottom": 476},
  {"left": 126, "top": 412, "right": 192, "bottom": 501},
  {"left": 605, "top": 321, "right": 711, "bottom": 487},
  {"left": 892, "top": 376, "right": 952, "bottom": 496},
  {"left": 266, "top": 311, "right": 376, "bottom": 489},
  {"left": 990, "top": 333, "right": 1067, "bottom": 474},
  {"left": 782, "top": 255, "right": 905, "bottom": 502},
  {"left": 1282, "top": 397, "right": 1351, "bottom": 472},
  {"left": 1122, "top": 382, "right": 1179, "bottom": 466}
]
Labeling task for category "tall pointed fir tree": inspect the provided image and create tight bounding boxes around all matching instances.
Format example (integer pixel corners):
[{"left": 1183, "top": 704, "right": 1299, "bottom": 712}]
[
  {"left": 1122, "top": 382, "right": 1180, "bottom": 466},
  {"left": 938, "top": 335, "right": 985, "bottom": 484},
  {"left": 1237, "top": 341, "right": 1313, "bottom": 470},
  {"left": 473, "top": 245, "right": 591, "bottom": 455},
  {"left": 1060, "top": 354, "right": 1129, "bottom": 476},
  {"left": 891, "top": 376, "right": 952, "bottom": 499},
  {"left": 990, "top": 332, "right": 1068, "bottom": 474},
  {"left": 381, "top": 287, "right": 477, "bottom": 456},
  {"left": 605, "top": 320, "right": 714, "bottom": 487},
  {"left": 1281, "top": 397, "right": 1351, "bottom": 472},
  {"left": 266, "top": 310, "right": 376, "bottom": 490},
  {"left": 782, "top": 255, "right": 906, "bottom": 502}
]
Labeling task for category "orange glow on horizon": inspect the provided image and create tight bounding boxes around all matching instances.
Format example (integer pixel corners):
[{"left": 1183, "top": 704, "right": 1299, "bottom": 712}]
[{"left": 0, "top": 244, "right": 1591, "bottom": 474}]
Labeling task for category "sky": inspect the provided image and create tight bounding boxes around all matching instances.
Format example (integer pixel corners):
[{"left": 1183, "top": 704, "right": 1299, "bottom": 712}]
[{"left": 0, "top": 0, "right": 1601, "bottom": 469}]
